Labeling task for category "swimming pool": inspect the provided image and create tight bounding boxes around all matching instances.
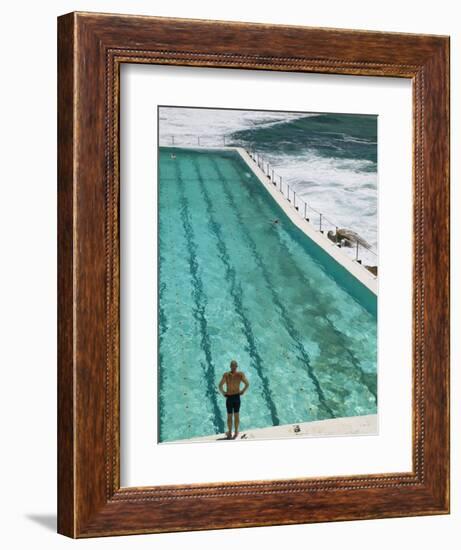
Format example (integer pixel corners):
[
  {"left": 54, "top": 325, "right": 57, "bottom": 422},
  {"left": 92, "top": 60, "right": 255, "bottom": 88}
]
[{"left": 158, "top": 147, "right": 377, "bottom": 443}]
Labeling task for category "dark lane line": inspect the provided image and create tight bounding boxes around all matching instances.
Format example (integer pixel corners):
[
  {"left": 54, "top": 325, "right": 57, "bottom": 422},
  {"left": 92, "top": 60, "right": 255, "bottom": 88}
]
[
  {"left": 175, "top": 159, "right": 225, "bottom": 434},
  {"left": 210, "top": 156, "right": 334, "bottom": 419},
  {"left": 191, "top": 156, "right": 280, "bottom": 426},
  {"left": 157, "top": 259, "right": 168, "bottom": 440},
  {"left": 228, "top": 158, "right": 377, "bottom": 403},
  {"left": 157, "top": 165, "right": 171, "bottom": 441}
]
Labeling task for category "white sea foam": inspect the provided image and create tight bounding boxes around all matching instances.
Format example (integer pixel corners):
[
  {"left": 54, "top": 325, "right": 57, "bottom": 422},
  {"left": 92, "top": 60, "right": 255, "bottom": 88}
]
[
  {"left": 269, "top": 153, "right": 377, "bottom": 250},
  {"left": 159, "top": 107, "right": 308, "bottom": 144}
]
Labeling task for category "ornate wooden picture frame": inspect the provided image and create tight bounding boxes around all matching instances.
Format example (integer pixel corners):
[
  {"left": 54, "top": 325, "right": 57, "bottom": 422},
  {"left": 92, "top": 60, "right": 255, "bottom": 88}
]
[{"left": 57, "top": 12, "right": 450, "bottom": 537}]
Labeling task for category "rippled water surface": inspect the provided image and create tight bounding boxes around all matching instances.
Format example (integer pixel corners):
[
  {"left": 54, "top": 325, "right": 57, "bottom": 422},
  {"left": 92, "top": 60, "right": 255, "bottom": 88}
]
[{"left": 158, "top": 147, "right": 377, "bottom": 443}]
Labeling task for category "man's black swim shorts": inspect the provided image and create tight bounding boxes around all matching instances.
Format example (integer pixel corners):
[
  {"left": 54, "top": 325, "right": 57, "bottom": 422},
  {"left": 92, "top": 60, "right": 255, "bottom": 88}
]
[{"left": 226, "top": 394, "right": 241, "bottom": 414}]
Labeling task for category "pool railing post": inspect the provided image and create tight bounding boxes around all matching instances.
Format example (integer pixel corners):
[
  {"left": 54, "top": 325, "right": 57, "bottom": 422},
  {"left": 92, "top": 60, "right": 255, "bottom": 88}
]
[
  {"left": 198, "top": 136, "right": 200, "bottom": 146},
  {"left": 319, "top": 213, "right": 322, "bottom": 232},
  {"left": 356, "top": 241, "right": 359, "bottom": 261},
  {"left": 172, "top": 135, "right": 175, "bottom": 145}
]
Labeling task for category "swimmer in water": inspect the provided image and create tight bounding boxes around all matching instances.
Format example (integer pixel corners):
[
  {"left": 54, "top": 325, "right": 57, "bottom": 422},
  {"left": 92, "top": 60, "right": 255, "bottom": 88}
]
[{"left": 170, "top": 153, "right": 176, "bottom": 160}]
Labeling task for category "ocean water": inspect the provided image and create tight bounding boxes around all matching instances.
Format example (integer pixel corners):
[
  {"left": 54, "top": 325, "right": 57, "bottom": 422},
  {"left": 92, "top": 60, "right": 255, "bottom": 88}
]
[
  {"left": 158, "top": 147, "right": 377, "bottom": 443},
  {"left": 159, "top": 107, "right": 378, "bottom": 266}
]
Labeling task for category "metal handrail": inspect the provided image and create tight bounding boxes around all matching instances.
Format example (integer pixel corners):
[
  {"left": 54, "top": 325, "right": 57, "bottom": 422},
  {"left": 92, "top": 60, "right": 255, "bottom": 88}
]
[
  {"left": 166, "top": 134, "right": 228, "bottom": 146},
  {"left": 247, "top": 149, "right": 378, "bottom": 269}
]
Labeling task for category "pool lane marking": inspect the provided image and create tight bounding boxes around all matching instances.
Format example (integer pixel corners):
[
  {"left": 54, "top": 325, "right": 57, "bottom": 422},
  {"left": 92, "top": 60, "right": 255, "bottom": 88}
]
[
  {"left": 234, "top": 156, "right": 378, "bottom": 403},
  {"left": 159, "top": 155, "right": 225, "bottom": 440},
  {"left": 157, "top": 219, "right": 168, "bottom": 441},
  {"left": 157, "top": 170, "right": 176, "bottom": 441},
  {"left": 174, "top": 159, "right": 225, "bottom": 435},
  {"left": 210, "top": 156, "right": 334, "bottom": 420},
  {"left": 158, "top": 169, "right": 215, "bottom": 440},
  {"left": 191, "top": 156, "right": 280, "bottom": 427},
  {"left": 227, "top": 156, "right": 378, "bottom": 405}
]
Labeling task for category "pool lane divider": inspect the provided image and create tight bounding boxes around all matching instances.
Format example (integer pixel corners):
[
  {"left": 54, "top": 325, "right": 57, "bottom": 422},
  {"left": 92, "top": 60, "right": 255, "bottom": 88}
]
[
  {"left": 221, "top": 154, "right": 377, "bottom": 405},
  {"left": 174, "top": 160, "right": 225, "bottom": 434},
  {"left": 191, "top": 157, "right": 280, "bottom": 427},
  {"left": 209, "top": 156, "right": 335, "bottom": 420}
]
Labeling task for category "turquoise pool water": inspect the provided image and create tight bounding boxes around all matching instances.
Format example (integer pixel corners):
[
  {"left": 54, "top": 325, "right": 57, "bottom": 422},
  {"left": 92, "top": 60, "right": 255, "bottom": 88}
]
[{"left": 158, "top": 147, "right": 377, "bottom": 442}]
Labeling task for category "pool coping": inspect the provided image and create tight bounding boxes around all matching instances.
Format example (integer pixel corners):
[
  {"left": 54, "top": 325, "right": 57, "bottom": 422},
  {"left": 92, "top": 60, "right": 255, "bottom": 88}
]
[{"left": 164, "top": 414, "right": 378, "bottom": 444}]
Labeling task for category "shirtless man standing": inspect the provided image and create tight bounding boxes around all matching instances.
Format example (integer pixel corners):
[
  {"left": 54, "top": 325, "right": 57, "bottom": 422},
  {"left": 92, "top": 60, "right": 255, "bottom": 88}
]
[{"left": 218, "top": 360, "right": 250, "bottom": 439}]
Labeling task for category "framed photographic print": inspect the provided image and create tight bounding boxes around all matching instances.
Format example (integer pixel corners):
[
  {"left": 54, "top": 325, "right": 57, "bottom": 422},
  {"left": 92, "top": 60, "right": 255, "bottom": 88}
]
[{"left": 57, "top": 12, "right": 450, "bottom": 537}]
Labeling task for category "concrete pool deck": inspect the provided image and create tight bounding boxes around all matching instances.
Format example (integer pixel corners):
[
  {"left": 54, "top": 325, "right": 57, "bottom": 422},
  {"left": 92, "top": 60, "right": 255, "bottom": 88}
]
[{"left": 168, "top": 414, "right": 378, "bottom": 444}]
